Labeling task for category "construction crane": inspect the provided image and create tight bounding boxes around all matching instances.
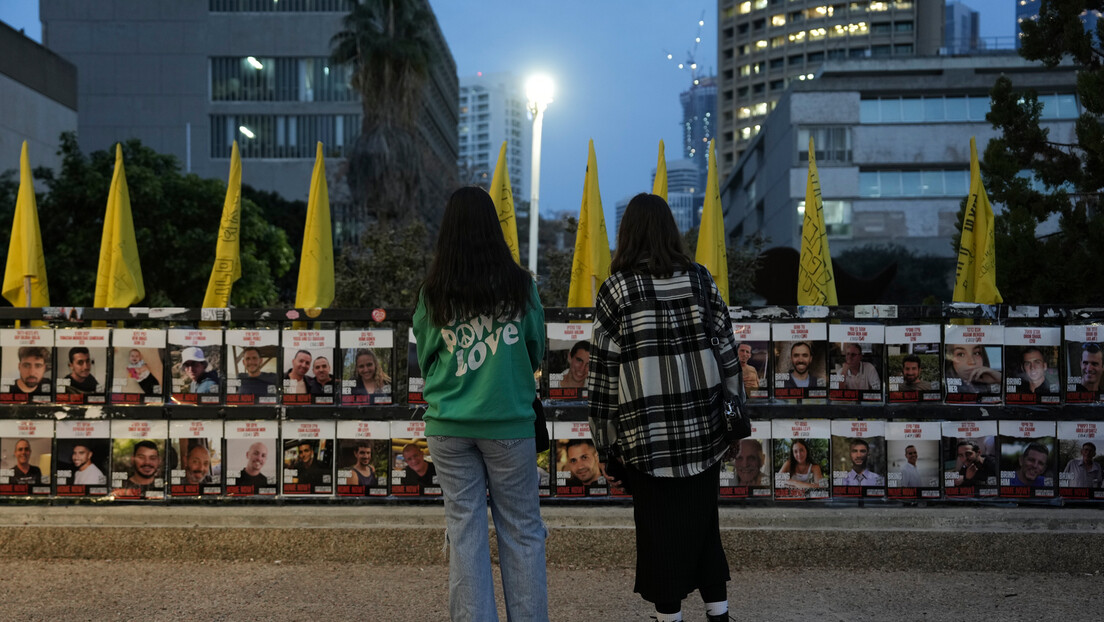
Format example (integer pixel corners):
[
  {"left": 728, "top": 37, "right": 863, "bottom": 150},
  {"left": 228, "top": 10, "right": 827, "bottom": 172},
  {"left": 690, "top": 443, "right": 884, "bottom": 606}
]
[{"left": 664, "top": 10, "right": 707, "bottom": 86}]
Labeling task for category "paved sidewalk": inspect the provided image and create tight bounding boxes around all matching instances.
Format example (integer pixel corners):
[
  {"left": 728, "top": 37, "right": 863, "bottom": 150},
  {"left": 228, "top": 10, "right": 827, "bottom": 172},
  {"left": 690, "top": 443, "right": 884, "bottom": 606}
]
[
  {"left": 1, "top": 560, "right": 1100, "bottom": 621},
  {"left": 1, "top": 504, "right": 1102, "bottom": 572}
]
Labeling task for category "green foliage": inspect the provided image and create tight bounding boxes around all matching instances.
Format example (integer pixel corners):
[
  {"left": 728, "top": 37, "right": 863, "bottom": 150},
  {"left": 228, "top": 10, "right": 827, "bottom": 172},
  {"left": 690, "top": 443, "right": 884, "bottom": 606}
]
[
  {"left": 333, "top": 219, "right": 432, "bottom": 309},
  {"left": 0, "top": 133, "right": 294, "bottom": 307},
  {"left": 981, "top": 1, "right": 1104, "bottom": 303},
  {"left": 684, "top": 227, "right": 766, "bottom": 305},
  {"left": 836, "top": 244, "right": 953, "bottom": 304}
]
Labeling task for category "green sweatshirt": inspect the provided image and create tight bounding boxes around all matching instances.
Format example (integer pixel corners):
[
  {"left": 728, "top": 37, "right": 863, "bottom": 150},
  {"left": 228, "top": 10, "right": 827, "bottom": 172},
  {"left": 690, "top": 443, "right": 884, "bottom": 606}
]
[{"left": 412, "top": 282, "right": 544, "bottom": 439}]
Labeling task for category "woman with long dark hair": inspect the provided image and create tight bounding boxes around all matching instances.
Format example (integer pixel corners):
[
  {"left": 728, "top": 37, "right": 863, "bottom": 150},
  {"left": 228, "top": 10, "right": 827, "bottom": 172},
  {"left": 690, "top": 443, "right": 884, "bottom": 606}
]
[
  {"left": 412, "top": 186, "right": 548, "bottom": 622},
  {"left": 589, "top": 193, "right": 741, "bottom": 622},
  {"left": 778, "top": 438, "right": 824, "bottom": 490}
]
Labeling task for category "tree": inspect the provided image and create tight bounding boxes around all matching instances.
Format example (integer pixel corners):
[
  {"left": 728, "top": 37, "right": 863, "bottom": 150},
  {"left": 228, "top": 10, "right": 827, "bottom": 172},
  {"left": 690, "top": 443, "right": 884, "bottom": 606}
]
[
  {"left": 330, "top": 0, "right": 455, "bottom": 232},
  {"left": 0, "top": 133, "right": 294, "bottom": 307},
  {"left": 334, "top": 219, "right": 432, "bottom": 309},
  {"left": 836, "top": 244, "right": 952, "bottom": 304},
  {"left": 981, "top": 0, "right": 1104, "bottom": 303}
]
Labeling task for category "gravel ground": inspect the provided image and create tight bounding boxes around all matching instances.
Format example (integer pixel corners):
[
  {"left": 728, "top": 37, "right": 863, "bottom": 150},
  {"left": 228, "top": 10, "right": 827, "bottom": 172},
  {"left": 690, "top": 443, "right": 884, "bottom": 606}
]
[{"left": 1, "top": 561, "right": 1100, "bottom": 621}]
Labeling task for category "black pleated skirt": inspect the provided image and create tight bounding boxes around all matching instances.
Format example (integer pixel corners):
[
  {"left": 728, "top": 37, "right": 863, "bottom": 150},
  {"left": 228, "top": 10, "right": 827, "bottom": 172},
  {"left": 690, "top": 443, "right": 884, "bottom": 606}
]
[{"left": 623, "top": 461, "right": 730, "bottom": 604}]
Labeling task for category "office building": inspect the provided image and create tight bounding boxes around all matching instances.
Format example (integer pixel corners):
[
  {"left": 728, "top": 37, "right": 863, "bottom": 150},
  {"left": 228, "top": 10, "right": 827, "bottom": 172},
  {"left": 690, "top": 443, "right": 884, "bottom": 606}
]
[
  {"left": 716, "top": 0, "right": 945, "bottom": 179},
  {"left": 0, "top": 21, "right": 76, "bottom": 172},
  {"left": 38, "top": 0, "right": 457, "bottom": 206},
  {"left": 719, "top": 54, "right": 1079, "bottom": 258},
  {"left": 680, "top": 76, "right": 717, "bottom": 189},
  {"left": 458, "top": 72, "right": 531, "bottom": 200},
  {"left": 944, "top": 1, "right": 980, "bottom": 54}
]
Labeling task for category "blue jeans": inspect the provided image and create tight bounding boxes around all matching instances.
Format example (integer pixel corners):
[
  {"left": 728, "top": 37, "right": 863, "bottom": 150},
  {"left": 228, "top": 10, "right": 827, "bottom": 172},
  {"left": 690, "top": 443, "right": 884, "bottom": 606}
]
[{"left": 428, "top": 436, "right": 549, "bottom": 622}]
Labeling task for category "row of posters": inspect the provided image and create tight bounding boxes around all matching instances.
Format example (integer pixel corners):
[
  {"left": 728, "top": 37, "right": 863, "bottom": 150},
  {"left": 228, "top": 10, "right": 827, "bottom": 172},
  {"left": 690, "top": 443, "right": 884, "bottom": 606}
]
[
  {"left": 6, "top": 323, "right": 1100, "bottom": 408},
  {"left": 727, "top": 323, "right": 1103, "bottom": 405},
  {"left": 2, "top": 419, "right": 1101, "bottom": 501},
  {"left": 0, "top": 328, "right": 394, "bottom": 407}
]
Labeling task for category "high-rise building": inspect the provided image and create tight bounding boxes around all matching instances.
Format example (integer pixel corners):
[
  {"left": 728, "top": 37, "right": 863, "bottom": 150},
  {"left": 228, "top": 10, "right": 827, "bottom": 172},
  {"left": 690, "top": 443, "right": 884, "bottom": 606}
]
[
  {"left": 38, "top": 0, "right": 457, "bottom": 206},
  {"left": 679, "top": 76, "right": 717, "bottom": 189},
  {"left": 716, "top": 0, "right": 945, "bottom": 179},
  {"left": 944, "top": 1, "right": 980, "bottom": 54},
  {"left": 458, "top": 72, "right": 531, "bottom": 200},
  {"left": 650, "top": 158, "right": 704, "bottom": 233},
  {"left": 0, "top": 21, "right": 76, "bottom": 172},
  {"left": 719, "top": 54, "right": 1079, "bottom": 258}
]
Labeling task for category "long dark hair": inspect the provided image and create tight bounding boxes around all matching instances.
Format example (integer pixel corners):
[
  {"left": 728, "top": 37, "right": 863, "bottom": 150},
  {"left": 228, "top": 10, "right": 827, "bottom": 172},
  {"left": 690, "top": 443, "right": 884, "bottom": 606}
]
[
  {"left": 422, "top": 186, "right": 534, "bottom": 326},
  {"left": 610, "top": 193, "right": 693, "bottom": 277}
]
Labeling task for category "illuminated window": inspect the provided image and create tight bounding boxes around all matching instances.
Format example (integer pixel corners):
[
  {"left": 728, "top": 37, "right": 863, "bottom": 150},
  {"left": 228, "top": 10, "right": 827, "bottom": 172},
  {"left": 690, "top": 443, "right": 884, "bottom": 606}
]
[
  {"left": 809, "top": 27, "right": 827, "bottom": 40},
  {"left": 797, "top": 126, "right": 851, "bottom": 162},
  {"left": 756, "top": 39, "right": 769, "bottom": 49},
  {"left": 738, "top": 107, "right": 752, "bottom": 119},
  {"left": 740, "top": 126, "right": 752, "bottom": 140},
  {"left": 796, "top": 200, "right": 852, "bottom": 238},
  {"left": 752, "top": 102, "right": 768, "bottom": 116},
  {"left": 754, "top": 0, "right": 768, "bottom": 10},
  {"left": 739, "top": 1, "right": 751, "bottom": 14},
  {"left": 771, "top": 36, "right": 786, "bottom": 47},
  {"left": 771, "top": 13, "right": 786, "bottom": 26},
  {"left": 789, "top": 31, "right": 807, "bottom": 42}
]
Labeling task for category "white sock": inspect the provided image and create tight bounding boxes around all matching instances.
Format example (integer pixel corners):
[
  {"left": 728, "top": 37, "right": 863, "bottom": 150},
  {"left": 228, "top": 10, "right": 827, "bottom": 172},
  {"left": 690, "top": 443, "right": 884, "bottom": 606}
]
[
  {"left": 654, "top": 612, "right": 682, "bottom": 622},
  {"left": 705, "top": 600, "right": 728, "bottom": 616}
]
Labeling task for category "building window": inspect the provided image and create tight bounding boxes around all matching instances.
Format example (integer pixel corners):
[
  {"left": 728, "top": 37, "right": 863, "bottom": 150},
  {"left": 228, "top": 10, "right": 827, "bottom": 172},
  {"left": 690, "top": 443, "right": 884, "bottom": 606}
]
[
  {"left": 894, "top": 43, "right": 914, "bottom": 55},
  {"left": 209, "top": 0, "right": 347, "bottom": 11},
  {"left": 211, "top": 57, "right": 354, "bottom": 102},
  {"left": 860, "top": 96, "right": 994, "bottom": 123},
  {"left": 859, "top": 170, "right": 970, "bottom": 197},
  {"left": 797, "top": 127, "right": 852, "bottom": 162},
  {"left": 871, "top": 44, "right": 891, "bottom": 57},
  {"left": 211, "top": 113, "right": 360, "bottom": 159},
  {"left": 798, "top": 199, "right": 852, "bottom": 237},
  {"left": 894, "top": 21, "right": 913, "bottom": 32}
]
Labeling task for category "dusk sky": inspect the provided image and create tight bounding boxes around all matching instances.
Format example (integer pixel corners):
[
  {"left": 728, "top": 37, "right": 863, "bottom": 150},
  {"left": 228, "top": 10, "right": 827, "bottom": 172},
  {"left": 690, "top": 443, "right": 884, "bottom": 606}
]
[{"left": 2, "top": 0, "right": 1017, "bottom": 233}]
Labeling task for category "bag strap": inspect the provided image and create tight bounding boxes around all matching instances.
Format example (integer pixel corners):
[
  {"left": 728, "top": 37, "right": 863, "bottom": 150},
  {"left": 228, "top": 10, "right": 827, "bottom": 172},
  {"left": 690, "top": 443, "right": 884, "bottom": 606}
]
[{"left": 694, "top": 264, "right": 746, "bottom": 406}]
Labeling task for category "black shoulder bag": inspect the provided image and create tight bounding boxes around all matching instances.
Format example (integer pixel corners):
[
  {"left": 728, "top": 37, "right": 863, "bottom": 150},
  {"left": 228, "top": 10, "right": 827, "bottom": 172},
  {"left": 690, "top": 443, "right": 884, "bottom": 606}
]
[{"left": 695, "top": 265, "right": 752, "bottom": 442}]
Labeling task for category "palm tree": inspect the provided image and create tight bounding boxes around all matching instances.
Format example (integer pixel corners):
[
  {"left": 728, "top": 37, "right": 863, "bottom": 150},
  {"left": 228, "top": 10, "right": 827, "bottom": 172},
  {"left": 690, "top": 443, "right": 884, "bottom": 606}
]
[{"left": 330, "top": 0, "right": 438, "bottom": 228}]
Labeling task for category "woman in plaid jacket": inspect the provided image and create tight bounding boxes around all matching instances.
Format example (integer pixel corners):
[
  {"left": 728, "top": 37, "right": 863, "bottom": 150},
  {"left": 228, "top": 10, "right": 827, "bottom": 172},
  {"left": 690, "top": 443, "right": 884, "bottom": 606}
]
[{"left": 588, "top": 193, "right": 743, "bottom": 622}]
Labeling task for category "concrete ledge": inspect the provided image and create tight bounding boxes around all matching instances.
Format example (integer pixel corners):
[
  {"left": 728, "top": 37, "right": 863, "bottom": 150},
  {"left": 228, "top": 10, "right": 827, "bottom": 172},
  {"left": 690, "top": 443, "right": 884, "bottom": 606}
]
[{"left": 1, "top": 506, "right": 1101, "bottom": 572}]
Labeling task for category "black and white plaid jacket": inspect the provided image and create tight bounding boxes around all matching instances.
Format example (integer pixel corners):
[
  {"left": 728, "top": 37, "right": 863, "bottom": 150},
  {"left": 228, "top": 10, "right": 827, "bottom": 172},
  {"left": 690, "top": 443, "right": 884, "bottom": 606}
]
[{"left": 587, "top": 264, "right": 743, "bottom": 478}]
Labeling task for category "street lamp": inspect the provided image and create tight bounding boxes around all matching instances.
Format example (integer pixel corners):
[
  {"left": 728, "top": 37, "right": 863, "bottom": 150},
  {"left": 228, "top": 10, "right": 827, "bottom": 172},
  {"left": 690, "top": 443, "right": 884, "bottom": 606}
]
[{"left": 526, "top": 74, "right": 554, "bottom": 274}]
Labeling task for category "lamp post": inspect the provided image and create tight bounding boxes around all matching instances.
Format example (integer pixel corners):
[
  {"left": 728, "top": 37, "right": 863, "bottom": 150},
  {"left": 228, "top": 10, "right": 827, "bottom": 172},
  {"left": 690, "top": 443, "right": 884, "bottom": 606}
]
[{"left": 526, "top": 75, "right": 554, "bottom": 274}]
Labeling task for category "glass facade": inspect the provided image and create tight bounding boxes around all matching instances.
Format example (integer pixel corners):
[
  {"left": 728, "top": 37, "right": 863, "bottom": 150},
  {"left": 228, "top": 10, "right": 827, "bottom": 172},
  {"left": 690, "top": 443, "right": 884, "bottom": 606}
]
[
  {"left": 211, "top": 114, "right": 360, "bottom": 159},
  {"left": 211, "top": 57, "right": 355, "bottom": 102},
  {"left": 209, "top": 0, "right": 348, "bottom": 12}
]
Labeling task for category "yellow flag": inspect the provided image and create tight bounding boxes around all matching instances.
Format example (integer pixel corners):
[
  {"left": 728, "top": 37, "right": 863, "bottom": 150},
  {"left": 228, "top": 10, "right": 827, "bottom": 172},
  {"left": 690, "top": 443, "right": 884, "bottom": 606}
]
[
  {"left": 952, "top": 137, "right": 1003, "bottom": 304},
  {"left": 2, "top": 141, "right": 50, "bottom": 309},
  {"left": 652, "top": 139, "right": 668, "bottom": 201},
  {"left": 489, "top": 141, "right": 520, "bottom": 264},
  {"left": 567, "top": 140, "right": 611, "bottom": 307},
  {"left": 695, "top": 140, "right": 729, "bottom": 303},
  {"left": 797, "top": 137, "right": 838, "bottom": 305},
  {"left": 94, "top": 144, "right": 145, "bottom": 309},
  {"left": 202, "top": 140, "right": 242, "bottom": 307},
  {"left": 295, "top": 142, "right": 335, "bottom": 309}
]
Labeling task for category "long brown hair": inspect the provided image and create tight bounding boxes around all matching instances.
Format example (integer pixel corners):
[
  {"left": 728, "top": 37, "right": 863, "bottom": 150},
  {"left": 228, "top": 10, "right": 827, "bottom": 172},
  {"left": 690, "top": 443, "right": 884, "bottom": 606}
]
[
  {"left": 610, "top": 193, "right": 693, "bottom": 277},
  {"left": 422, "top": 187, "right": 534, "bottom": 326}
]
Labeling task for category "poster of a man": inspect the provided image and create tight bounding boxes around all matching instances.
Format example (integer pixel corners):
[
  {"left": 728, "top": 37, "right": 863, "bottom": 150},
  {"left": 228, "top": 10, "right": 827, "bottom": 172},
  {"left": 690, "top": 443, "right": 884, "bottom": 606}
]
[
  {"left": 169, "top": 421, "right": 222, "bottom": 497},
  {"left": 1065, "top": 329, "right": 1103, "bottom": 403},
  {"left": 225, "top": 331, "right": 279, "bottom": 405},
  {"left": 168, "top": 329, "right": 223, "bottom": 405},
  {"left": 0, "top": 425, "right": 52, "bottom": 496},
  {"left": 110, "top": 422, "right": 167, "bottom": 501},
  {"left": 999, "top": 421, "right": 1056, "bottom": 499},
  {"left": 732, "top": 323, "right": 770, "bottom": 401},
  {"left": 547, "top": 323, "right": 593, "bottom": 401},
  {"left": 2, "top": 342, "right": 54, "bottom": 404},
  {"left": 55, "top": 425, "right": 111, "bottom": 497},
  {"left": 225, "top": 427, "right": 278, "bottom": 497},
  {"left": 336, "top": 428, "right": 389, "bottom": 497},
  {"left": 55, "top": 329, "right": 109, "bottom": 405},
  {"left": 282, "top": 420, "right": 334, "bottom": 496},
  {"left": 1058, "top": 421, "right": 1104, "bottom": 499},
  {"left": 886, "top": 430, "right": 941, "bottom": 500}
]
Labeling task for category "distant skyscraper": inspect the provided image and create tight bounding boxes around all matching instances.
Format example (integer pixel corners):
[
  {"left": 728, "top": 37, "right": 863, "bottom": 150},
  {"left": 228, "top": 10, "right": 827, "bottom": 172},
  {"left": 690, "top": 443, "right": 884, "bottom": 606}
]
[
  {"left": 458, "top": 72, "right": 531, "bottom": 199},
  {"left": 680, "top": 76, "right": 717, "bottom": 189},
  {"left": 651, "top": 159, "right": 704, "bottom": 233},
  {"left": 944, "top": 1, "right": 980, "bottom": 54},
  {"left": 716, "top": 0, "right": 945, "bottom": 179}
]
